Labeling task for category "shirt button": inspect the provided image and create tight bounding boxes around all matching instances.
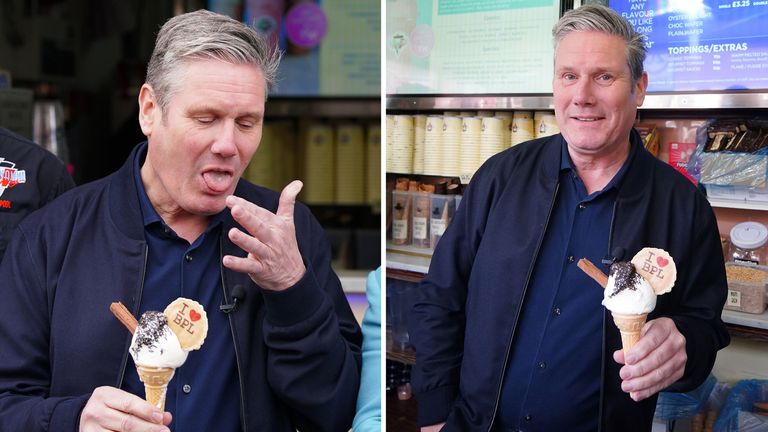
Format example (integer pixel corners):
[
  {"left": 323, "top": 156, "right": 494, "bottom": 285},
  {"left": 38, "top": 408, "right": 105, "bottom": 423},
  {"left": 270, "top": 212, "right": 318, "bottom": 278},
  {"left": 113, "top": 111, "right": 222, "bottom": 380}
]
[
  {"left": 184, "top": 254, "right": 193, "bottom": 262},
  {"left": 553, "top": 307, "right": 561, "bottom": 315},
  {"left": 524, "top": 414, "right": 532, "bottom": 421},
  {"left": 182, "top": 384, "right": 192, "bottom": 394},
  {"left": 567, "top": 255, "right": 574, "bottom": 263},
  {"left": 538, "top": 362, "right": 547, "bottom": 369}
]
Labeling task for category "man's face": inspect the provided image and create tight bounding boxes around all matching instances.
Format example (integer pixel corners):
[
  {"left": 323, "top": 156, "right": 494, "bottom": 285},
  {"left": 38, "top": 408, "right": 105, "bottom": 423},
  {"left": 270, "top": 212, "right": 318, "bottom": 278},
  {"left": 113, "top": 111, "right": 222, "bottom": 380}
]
[
  {"left": 553, "top": 31, "right": 647, "bottom": 157},
  {"left": 138, "top": 59, "right": 266, "bottom": 218}
]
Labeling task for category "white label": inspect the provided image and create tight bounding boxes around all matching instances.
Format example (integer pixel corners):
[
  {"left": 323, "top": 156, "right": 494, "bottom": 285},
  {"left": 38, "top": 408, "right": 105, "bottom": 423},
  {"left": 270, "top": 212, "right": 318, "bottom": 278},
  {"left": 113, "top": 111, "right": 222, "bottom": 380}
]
[
  {"left": 431, "top": 219, "right": 447, "bottom": 236},
  {"left": 734, "top": 258, "right": 759, "bottom": 266},
  {"left": 413, "top": 217, "right": 428, "bottom": 240},
  {"left": 393, "top": 220, "right": 408, "bottom": 240},
  {"left": 727, "top": 290, "right": 742, "bottom": 308}
]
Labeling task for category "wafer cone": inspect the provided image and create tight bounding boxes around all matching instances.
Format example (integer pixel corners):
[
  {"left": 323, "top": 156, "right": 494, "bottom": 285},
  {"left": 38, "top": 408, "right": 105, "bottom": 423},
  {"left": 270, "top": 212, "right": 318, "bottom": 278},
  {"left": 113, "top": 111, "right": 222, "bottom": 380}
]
[
  {"left": 136, "top": 365, "right": 175, "bottom": 410},
  {"left": 611, "top": 312, "right": 647, "bottom": 356}
]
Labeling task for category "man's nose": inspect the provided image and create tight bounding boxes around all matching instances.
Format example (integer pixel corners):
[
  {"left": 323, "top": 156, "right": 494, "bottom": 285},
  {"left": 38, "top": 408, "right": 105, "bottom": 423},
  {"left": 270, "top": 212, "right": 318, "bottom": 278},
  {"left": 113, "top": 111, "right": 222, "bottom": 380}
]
[
  {"left": 573, "top": 78, "right": 596, "bottom": 105},
  {"left": 211, "top": 121, "right": 238, "bottom": 157}
]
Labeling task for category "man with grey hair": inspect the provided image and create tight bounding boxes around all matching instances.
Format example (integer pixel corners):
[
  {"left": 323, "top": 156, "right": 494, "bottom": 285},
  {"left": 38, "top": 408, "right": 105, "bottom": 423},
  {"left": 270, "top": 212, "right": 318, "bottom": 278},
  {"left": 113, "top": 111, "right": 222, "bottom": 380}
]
[
  {"left": 410, "top": 5, "right": 728, "bottom": 431},
  {"left": 0, "top": 9, "right": 362, "bottom": 432}
]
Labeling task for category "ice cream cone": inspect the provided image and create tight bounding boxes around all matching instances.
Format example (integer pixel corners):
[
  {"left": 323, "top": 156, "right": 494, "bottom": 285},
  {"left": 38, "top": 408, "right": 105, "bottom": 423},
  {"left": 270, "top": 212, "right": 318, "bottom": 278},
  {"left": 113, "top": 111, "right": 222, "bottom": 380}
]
[
  {"left": 611, "top": 312, "right": 647, "bottom": 355},
  {"left": 136, "top": 365, "right": 175, "bottom": 410}
]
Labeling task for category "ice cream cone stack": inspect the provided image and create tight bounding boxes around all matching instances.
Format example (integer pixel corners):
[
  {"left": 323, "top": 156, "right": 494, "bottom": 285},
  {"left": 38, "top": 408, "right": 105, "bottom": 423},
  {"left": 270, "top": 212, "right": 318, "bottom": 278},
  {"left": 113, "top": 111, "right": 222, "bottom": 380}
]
[
  {"left": 136, "top": 365, "right": 175, "bottom": 410},
  {"left": 611, "top": 312, "right": 647, "bottom": 355}
]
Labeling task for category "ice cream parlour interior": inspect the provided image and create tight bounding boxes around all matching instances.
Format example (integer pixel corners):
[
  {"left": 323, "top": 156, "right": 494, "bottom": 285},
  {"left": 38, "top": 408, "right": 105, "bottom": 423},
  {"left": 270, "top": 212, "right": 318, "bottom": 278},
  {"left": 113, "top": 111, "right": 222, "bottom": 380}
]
[{"left": 385, "top": 1, "right": 768, "bottom": 431}]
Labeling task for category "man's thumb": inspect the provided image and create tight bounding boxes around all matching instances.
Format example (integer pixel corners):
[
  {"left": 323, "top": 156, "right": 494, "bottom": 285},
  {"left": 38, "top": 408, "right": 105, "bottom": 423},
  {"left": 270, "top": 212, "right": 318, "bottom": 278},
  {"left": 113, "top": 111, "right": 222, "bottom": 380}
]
[{"left": 277, "top": 180, "right": 303, "bottom": 217}]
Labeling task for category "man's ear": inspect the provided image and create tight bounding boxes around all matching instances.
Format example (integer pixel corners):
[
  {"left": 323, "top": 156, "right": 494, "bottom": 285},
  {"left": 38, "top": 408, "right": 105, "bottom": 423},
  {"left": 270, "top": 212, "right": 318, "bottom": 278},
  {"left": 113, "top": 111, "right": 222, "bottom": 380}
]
[
  {"left": 138, "top": 84, "right": 158, "bottom": 137},
  {"left": 634, "top": 71, "right": 649, "bottom": 107}
]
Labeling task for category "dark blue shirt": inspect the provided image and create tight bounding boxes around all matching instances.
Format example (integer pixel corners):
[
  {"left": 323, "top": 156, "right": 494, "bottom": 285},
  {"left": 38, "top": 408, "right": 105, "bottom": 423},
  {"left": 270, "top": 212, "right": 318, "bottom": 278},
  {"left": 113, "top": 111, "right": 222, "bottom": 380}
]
[
  {"left": 121, "top": 147, "right": 241, "bottom": 431},
  {"left": 497, "top": 140, "right": 637, "bottom": 431}
]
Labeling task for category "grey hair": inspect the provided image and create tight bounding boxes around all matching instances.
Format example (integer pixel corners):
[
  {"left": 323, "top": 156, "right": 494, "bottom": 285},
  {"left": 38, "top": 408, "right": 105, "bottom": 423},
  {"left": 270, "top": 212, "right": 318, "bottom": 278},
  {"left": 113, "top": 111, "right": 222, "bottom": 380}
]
[
  {"left": 146, "top": 9, "right": 281, "bottom": 112},
  {"left": 552, "top": 5, "right": 646, "bottom": 85}
]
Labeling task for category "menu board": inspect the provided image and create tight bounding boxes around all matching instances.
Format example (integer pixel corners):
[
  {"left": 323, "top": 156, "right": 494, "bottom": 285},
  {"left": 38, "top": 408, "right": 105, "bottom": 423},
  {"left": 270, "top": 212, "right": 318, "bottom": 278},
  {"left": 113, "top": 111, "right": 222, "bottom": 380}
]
[
  {"left": 387, "top": 0, "right": 561, "bottom": 95},
  {"left": 608, "top": 0, "right": 768, "bottom": 92}
]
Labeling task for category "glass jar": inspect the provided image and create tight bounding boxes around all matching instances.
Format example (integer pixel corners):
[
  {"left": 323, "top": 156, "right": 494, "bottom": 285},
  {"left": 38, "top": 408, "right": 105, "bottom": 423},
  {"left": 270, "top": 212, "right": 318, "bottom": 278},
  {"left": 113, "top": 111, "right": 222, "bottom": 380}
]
[{"left": 729, "top": 221, "right": 768, "bottom": 266}]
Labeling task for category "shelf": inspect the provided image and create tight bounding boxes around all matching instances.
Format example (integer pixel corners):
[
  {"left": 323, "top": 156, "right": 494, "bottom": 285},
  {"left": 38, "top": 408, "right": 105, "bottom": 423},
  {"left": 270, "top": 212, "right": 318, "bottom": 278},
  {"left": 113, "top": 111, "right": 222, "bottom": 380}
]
[
  {"left": 386, "top": 243, "right": 432, "bottom": 275},
  {"left": 708, "top": 197, "right": 768, "bottom": 211},
  {"left": 386, "top": 92, "right": 768, "bottom": 111},
  {"left": 266, "top": 98, "right": 380, "bottom": 118},
  {"left": 337, "top": 269, "right": 370, "bottom": 294},
  {"left": 387, "top": 347, "right": 416, "bottom": 366},
  {"left": 387, "top": 95, "right": 554, "bottom": 111},
  {"left": 722, "top": 308, "right": 768, "bottom": 330}
]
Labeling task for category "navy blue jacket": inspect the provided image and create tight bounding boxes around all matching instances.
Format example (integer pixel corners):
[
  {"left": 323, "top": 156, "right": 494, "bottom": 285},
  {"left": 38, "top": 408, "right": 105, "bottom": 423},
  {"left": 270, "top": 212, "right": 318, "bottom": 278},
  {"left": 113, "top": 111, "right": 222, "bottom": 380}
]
[
  {"left": 0, "top": 143, "right": 362, "bottom": 432},
  {"left": 410, "top": 132, "right": 730, "bottom": 431}
]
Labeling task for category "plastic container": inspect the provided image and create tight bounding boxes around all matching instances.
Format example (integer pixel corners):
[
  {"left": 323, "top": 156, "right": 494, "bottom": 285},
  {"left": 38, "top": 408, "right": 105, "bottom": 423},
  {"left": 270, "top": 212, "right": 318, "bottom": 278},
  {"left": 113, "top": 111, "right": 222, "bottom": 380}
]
[
  {"left": 430, "top": 194, "right": 455, "bottom": 249},
  {"left": 729, "top": 222, "right": 768, "bottom": 266},
  {"left": 724, "top": 263, "right": 768, "bottom": 314},
  {"left": 714, "top": 379, "right": 768, "bottom": 432},
  {"left": 387, "top": 279, "right": 417, "bottom": 351},
  {"left": 391, "top": 191, "right": 412, "bottom": 245},
  {"left": 411, "top": 192, "right": 432, "bottom": 248}
]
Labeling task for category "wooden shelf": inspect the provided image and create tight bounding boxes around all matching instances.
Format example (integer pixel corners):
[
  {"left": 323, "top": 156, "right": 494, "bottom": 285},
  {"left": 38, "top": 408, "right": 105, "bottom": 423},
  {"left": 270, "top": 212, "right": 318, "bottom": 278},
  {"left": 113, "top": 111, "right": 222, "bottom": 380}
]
[
  {"left": 387, "top": 268, "right": 427, "bottom": 283},
  {"left": 387, "top": 348, "right": 416, "bottom": 366}
]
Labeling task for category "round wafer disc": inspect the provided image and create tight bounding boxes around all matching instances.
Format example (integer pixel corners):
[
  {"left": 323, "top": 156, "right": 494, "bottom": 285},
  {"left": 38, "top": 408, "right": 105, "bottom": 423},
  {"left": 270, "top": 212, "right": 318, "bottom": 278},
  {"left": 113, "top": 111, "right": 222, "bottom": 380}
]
[
  {"left": 164, "top": 298, "right": 208, "bottom": 351},
  {"left": 631, "top": 248, "right": 676, "bottom": 295}
]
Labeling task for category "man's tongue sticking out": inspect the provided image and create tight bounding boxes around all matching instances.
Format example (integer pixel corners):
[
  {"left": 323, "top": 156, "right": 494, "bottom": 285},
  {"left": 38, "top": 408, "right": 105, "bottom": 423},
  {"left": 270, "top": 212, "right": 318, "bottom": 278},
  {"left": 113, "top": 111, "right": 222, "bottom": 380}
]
[{"left": 203, "top": 170, "right": 233, "bottom": 193}]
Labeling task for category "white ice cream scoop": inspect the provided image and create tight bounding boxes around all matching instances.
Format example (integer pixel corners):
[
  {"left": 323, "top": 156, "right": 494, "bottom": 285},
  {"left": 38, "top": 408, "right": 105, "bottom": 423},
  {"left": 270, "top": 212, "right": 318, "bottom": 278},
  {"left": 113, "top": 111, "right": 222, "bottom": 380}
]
[
  {"left": 602, "top": 261, "right": 657, "bottom": 315},
  {"left": 129, "top": 311, "right": 188, "bottom": 368}
]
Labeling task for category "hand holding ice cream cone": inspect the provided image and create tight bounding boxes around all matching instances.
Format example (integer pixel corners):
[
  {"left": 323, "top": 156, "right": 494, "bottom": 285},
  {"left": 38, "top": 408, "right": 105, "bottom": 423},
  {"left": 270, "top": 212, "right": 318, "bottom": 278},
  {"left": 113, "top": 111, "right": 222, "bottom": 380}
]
[
  {"left": 110, "top": 298, "right": 208, "bottom": 410},
  {"left": 580, "top": 248, "right": 687, "bottom": 402},
  {"left": 579, "top": 248, "right": 676, "bottom": 356}
]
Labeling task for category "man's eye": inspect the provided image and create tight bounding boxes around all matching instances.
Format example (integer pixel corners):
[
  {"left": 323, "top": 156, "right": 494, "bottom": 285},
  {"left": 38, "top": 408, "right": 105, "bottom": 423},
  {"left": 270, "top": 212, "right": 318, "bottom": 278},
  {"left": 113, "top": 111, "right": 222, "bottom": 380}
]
[
  {"left": 563, "top": 73, "right": 577, "bottom": 81},
  {"left": 238, "top": 121, "right": 254, "bottom": 129},
  {"left": 196, "top": 117, "right": 214, "bottom": 124},
  {"left": 598, "top": 74, "right": 613, "bottom": 82}
]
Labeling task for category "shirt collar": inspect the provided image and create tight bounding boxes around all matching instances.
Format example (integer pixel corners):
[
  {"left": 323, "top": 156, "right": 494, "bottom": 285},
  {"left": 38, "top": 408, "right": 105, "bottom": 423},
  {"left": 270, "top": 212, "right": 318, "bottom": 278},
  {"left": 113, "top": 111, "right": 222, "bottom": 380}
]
[{"left": 559, "top": 131, "right": 640, "bottom": 193}]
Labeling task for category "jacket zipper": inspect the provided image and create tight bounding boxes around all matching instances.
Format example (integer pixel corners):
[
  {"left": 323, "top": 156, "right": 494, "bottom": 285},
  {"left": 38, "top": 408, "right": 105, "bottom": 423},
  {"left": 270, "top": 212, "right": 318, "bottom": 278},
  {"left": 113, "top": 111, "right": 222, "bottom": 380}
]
[
  {"left": 117, "top": 244, "right": 149, "bottom": 388},
  {"left": 487, "top": 182, "right": 560, "bottom": 431},
  {"left": 221, "top": 237, "right": 248, "bottom": 432},
  {"left": 596, "top": 199, "right": 620, "bottom": 432}
]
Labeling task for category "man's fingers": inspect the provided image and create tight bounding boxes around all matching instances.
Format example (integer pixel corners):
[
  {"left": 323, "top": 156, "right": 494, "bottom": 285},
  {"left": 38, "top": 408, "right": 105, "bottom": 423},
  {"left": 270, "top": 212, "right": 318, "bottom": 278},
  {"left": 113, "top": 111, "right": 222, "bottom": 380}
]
[
  {"left": 615, "top": 318, "right": 687, "bottom": 401},
  {"left": 227, "top": 195, "right": 275, "bottom": 222},
  {"left": 276, "top": 180, "right": 303, "bottom": 219},
  {"left": 628, "top": 363, "right": 684, "bottom": 401},
  {"left": 223, "top": 253, "right": 263, "bottom": 275},
  {"left": 103, "top": 391, "right": 164, "bottom": 424},
  {"left": 228, "top": 228, "right": 271, "bottom": 259},
  {"left": 81, "top": 386, "right": 169, "bottom": 432},
  {"left": 223, "top": 181, "right": 306, "bottom": 290}
]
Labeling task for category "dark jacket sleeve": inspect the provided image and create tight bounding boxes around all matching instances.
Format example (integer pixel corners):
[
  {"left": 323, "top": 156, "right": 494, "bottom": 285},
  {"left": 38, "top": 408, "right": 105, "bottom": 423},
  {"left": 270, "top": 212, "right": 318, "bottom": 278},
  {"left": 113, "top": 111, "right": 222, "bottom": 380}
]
[
  {"left": 666, "top": 195, "right": 730, "bottom": 392},
  {"left": 0, "top": 224, "right": 89, "bottom": 432},
  {"left": 259, "top": 204, "right": 362, "bottom": 432},
  {"left": 409, "top": 157, "right": 499, "bottom": 426}
]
